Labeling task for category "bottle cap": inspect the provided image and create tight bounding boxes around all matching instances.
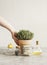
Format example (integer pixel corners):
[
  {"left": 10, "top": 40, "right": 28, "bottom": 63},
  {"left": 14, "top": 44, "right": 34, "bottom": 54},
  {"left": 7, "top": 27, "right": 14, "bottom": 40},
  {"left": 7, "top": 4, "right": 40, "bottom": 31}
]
[{"left": 36, "top": 41, "right": 39, "bottom": 45}]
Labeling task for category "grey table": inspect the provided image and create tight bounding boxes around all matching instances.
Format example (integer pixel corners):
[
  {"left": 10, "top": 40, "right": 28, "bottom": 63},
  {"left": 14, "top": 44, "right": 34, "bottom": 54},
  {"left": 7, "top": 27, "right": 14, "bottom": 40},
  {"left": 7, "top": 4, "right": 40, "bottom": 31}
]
[{"left": 0, "top": 47, "right": 47, "bottom": 65}]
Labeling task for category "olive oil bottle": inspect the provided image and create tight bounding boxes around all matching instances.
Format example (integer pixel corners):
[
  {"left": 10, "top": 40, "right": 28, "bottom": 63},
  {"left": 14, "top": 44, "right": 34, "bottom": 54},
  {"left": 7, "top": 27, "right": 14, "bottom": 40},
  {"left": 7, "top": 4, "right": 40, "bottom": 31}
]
[{"left": 32, "top": 41, "right": 42, "bottom": 55}]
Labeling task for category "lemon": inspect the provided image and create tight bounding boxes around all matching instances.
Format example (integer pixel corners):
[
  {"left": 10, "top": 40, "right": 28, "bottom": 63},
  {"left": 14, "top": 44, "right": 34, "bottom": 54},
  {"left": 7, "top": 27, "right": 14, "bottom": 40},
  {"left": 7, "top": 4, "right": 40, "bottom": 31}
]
[{"left": 8, "top": 43, "right": 13, "bottom": 48}]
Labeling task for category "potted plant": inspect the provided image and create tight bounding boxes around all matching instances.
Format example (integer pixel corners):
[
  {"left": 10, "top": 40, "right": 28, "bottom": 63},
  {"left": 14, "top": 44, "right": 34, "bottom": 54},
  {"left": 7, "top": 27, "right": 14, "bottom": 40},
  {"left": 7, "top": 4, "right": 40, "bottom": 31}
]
[{"left": 16, "top": 30, "right": 34, "bottom": 55}]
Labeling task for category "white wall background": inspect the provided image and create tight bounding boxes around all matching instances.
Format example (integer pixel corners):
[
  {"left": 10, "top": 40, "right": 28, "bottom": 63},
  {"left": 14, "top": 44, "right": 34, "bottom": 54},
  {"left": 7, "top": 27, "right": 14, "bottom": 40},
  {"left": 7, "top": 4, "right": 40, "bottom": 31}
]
[{"left": 0, "top": 0, "right": 47, "bottom": 47}]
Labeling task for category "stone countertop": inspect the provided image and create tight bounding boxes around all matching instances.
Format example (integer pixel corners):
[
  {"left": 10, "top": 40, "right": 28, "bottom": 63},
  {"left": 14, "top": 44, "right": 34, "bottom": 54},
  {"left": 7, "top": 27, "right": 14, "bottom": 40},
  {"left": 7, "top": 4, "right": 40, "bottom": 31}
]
[{"left": 0, "top": 47, "right": 47, "bottom": 65}]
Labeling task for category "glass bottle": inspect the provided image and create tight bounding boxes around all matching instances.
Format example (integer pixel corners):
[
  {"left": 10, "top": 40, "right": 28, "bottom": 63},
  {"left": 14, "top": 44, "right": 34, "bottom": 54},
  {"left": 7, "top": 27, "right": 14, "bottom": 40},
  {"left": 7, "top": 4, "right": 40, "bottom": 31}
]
[{"left": 32, "top": 41, "right": 42, "bottom": 55}]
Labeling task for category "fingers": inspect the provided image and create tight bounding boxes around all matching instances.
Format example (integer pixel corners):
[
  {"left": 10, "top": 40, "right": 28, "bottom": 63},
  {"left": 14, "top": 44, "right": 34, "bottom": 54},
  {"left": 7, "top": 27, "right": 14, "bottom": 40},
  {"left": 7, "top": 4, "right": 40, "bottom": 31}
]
[
  {"left": 13, "top": 36, "right": 19, "bottom": 45},
  {"left": 14, "top": 32, "right": 17, "bottom": 37},
  {"left": 12, "top": 32, "right": 19, "bottom": 45}
]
